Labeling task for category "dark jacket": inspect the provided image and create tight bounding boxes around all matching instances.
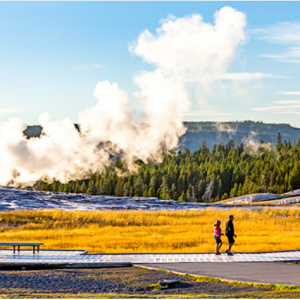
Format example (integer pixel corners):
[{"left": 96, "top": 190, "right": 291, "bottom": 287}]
[{"left": 226, "top": 219, "right": 234, "bottom": 236}]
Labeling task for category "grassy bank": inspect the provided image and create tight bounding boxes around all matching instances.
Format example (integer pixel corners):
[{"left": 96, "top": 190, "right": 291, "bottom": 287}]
[{"left": 0, "top": 208, "right": 299, "bottom": 253}]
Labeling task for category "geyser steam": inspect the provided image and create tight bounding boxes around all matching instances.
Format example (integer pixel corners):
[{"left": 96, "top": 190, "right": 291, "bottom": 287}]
[{"left": 0, "top": 6, "right": 247, "bottom": 186}]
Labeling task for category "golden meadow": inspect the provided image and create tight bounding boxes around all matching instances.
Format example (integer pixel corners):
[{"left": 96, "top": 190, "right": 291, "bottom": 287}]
[{"left": 0, "top": 208, "right": 299, "bottom": 253}]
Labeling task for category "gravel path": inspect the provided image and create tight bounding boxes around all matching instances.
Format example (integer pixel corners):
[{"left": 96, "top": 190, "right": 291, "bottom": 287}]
[{"left": 0, "top": 267, "right": 270, "bottom": 296}]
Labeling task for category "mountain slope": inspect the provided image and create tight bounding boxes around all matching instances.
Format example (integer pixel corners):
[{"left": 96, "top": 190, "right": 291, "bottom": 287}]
[{"left": 180, "top": 121, "right": 300, "bottom": 151}]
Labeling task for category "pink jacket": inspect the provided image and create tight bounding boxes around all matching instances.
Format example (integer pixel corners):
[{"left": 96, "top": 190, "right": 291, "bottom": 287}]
[{"left": 214, "top": 226, "right": 221, "bottom": 238}]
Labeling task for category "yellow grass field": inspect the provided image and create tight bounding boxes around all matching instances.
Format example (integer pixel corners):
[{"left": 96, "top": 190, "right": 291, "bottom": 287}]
[{"left": 0, "top": 208, "right": 299, "bottom": 253}]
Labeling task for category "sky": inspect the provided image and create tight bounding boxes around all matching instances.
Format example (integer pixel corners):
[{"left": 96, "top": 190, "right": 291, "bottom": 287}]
[{"left": 1, "top": 2, "right": 300, "bottom": 127}]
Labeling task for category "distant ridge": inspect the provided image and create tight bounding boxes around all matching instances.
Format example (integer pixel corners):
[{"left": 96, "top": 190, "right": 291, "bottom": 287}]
[
  {"left": 180, "top": 121, "right": 300, "bottom": 151},
  {"left": 24, "top": 121, "right": 300, "bottom": 152}
]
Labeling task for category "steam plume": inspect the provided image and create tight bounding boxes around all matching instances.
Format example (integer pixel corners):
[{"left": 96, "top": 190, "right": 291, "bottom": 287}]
[
  {"left": 243, "top": 131, "right": 272, "bottom": 156},
  {"left": 0, "top": 6, "right": 247, "bottom": 186}
]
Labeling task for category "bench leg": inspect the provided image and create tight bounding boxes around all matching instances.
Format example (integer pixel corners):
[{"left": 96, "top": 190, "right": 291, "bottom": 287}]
[
  {"left": 33, "top": 246, "right": 35, "bottom": 254},
  {"left": 18, "top": 246, "right": 20, "bottom": 252},
  {"left": 13, "top": 246, "right": 15, "bottom": 254},
  {"left": 37, "top": 246, "right": 40, "bottom": 253}
]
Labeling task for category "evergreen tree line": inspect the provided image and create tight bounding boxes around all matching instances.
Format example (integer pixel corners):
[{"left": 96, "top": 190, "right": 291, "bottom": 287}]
[{"left": 34, "top": 132, "right": 300, "bottom": 202}]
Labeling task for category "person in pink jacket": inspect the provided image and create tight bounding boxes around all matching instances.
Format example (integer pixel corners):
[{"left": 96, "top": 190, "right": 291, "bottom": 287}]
[{"left": 214, "top": 220, "right": 224, "bottom": 255}]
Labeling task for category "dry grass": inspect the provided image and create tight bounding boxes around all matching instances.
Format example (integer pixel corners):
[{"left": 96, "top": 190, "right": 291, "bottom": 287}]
[{"left": 0, "top": 208, "right": 299, "bottom": 253}]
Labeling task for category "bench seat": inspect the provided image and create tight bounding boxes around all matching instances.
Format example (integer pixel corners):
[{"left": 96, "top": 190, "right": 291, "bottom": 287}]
[{"left": 0, "top": 242, "right": 43, "bottom": 254}]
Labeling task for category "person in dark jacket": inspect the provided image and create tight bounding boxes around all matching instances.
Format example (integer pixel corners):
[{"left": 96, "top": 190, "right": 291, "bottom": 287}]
[{"left": 225, "top": 215, "right": 237, "bottom": 256}]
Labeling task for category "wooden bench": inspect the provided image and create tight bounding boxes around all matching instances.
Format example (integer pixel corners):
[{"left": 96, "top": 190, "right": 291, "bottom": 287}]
[{"left": 0, "top": 242, "right": 43, "bottom": 254}]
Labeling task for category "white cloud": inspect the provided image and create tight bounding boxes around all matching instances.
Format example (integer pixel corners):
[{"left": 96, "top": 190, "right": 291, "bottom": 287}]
[
  {"left": 255, "top": 22, "right": 300, "bottom": 63},
  {"left": 260, "top": 53, "right": 300, "bottom": 64},
  {"left": 275, "top": 100, "right": 300, "bottom": 104},
  {"left": 253, "top": 105, "right": 300, "bottom": 111},
  {"left": 255, "top": 22, "right": 300, "bottom": 45},
  {"left": 252, "top": 104, "right": 300, "bottom": 114},
  {"left": 254, "top": 95, "right": 300, "bottom": 113},
  {"left": 274, "top": 111, "right": 300, "bottom": 115},
  {"left": 277, "top": 91, "right": 300, "bottom": 95}
]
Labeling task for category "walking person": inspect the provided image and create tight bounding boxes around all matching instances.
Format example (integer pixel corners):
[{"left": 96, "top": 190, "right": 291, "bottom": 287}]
[
  {"left": 225, "top": 215, "right": 237, "bottom": 256},
  {"left": 214, "top": 220, "right": 224, "bottom": 255}
]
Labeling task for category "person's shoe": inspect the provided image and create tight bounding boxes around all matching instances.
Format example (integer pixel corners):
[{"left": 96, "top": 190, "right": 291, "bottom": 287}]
[
  {"left": 225, "top": 249, "right": 228, "bottom": 253},
  {"left": 227, "top": 252, "right": 234, "bottom": 256},
  {"left": 215, "top": 253, "right": 221, "bottom": 255}
]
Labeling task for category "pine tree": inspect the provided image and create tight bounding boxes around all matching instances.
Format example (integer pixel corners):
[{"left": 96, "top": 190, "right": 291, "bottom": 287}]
[
  {"left": 75, "top": 182, "right": 80, "bottom": 193},
  {"left": 86, "top": 181, "right": 96, "bottom": 195},
  {"left": 276, "top": 132, "right": 282, "bottom": 151},
  {"left": 63, "top": 184, "right": 69, "bottom": 193},
  {"left": 80, "top": 182, "right": 87, "bottom": 194},
  {"left": 221, "top": 193, "right": 229, "bottom": 200},
  {"left": 148, "top": 187, "right": 155, "bottom": 197},
  {"left": 40, "top": 182, "right": 49, "bottom": 191},
  {"left": 178, "top": 191, "right": 187, "bottom": 202},
  {"left": 58, "top": 184, "right": 65, "bottom": 193}
]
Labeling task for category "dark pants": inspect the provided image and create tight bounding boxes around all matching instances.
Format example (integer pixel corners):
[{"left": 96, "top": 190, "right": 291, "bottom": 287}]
[{"left": 227, "top": 235, "right": 235, "bottom": 244}]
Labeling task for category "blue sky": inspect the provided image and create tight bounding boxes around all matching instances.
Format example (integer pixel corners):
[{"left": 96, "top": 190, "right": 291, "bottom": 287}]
[{"left": 1, "top": 2, "right": 300, "bottom": 126}]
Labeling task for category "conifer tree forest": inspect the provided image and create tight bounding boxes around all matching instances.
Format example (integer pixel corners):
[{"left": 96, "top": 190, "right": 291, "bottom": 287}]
[{"left": 34, "top": 133, "right": 300, "bottom": 202}]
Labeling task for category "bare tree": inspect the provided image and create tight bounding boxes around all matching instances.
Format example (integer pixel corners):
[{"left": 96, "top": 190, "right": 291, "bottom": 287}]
[{"left": 202, "top": 181, "right": 214, "bottom": 202}]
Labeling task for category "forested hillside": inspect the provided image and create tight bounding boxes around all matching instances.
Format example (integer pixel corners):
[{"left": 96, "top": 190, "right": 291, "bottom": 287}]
[
  {"left": 24, "top": 121, "right": 300, "bottom": 151},
  {"left": 34, "top": 133, "right": 300, "bottom": 202},
  {"left": 181, "top": 121, "right": 300, "bottom": 151}
]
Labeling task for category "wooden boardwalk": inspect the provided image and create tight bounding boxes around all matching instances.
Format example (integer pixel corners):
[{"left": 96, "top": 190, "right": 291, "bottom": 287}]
[{"left": 0, "top": 249, "right": 299, "bottom": 265}]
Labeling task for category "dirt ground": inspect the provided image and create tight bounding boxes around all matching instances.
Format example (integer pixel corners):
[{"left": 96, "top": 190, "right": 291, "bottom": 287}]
[{"left": 0, "top": 266, "right": 299, "bottom": 298}]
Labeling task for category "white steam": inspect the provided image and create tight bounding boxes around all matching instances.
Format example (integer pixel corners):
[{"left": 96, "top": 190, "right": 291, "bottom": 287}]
[
  {"left": 214, "top": 122, "right": 238, "bottom": 139},
  {"left": 242, "top": 131, "right": 272, "bottom": 156},
  {"left": 0, "top": 6, "right": 247, "bottom": 186}
]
